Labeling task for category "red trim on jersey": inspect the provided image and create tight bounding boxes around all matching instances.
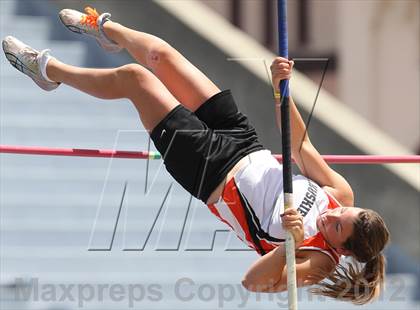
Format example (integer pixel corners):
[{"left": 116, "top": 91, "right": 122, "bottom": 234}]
[
  {"left": 218, "top": 179, "right": 256, "bottom": 250},
  {"left": 207, "top": 178, "right": 277, "bottom": 254},
  {"left": 207, "top": 179, "right": 256, "bottom": 251},
  {"left": 207, "top": 204, "right": 235, "bottom": 231},
  {"left": 326, "top": 191, "right": 341, "bottom": 210}
]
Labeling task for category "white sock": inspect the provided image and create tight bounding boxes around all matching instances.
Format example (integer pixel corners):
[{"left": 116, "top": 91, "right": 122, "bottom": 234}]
[
  {"left": 38, "top": 49, "right": 56, "bottom": 83},
  {"left": 98, "top": 13, "right": 118, "bottom": 45}
]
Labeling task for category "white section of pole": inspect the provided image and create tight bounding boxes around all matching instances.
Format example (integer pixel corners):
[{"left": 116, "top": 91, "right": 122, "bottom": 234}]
[{"left": 284, "top": 193, "right": 297, "bottom": 310}]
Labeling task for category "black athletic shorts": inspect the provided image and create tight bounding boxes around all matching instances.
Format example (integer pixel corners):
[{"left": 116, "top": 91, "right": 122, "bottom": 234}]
[{"left": 150, "top": 90, "right": 264, "bottom": 203}]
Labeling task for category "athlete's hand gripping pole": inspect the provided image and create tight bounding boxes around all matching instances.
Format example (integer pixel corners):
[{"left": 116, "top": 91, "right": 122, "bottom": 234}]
[{"left": 277, "top": 1, "right": 298, "bottom": 310}]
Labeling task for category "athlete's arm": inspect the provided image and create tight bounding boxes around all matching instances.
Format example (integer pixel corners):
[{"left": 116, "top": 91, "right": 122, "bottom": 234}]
[
  {"left": 271, "top": 58, "right": 354, "bottom": 206},
  {"left": 242, "top": 208, "right": 333, "bottom": 292},
  {"left": 242, "top": 246, "right": 335, "bottom": 292}
]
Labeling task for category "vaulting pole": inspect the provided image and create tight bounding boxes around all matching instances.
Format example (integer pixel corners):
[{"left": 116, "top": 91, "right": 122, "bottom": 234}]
[{"left": 277, "top": 1, "right": 298, "bottom": 309}]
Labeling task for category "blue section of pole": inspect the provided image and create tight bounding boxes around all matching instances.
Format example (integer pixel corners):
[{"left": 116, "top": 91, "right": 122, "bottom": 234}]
[
  {"left": 277, "top": 0, "right": 293, "bottom": 194},
  {"left": 277, "top": 0, "right": 289, "bottom": 97}
]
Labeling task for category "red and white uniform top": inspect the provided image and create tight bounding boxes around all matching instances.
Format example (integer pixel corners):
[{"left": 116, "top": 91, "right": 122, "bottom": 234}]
[{"left": 207, "top": 149, "right": 340, "bottom": 265}]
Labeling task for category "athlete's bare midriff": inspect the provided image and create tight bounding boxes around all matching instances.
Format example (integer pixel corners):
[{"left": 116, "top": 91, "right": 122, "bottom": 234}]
[{"left": 206, "top": 155, "right": 251, "bottom": 205}]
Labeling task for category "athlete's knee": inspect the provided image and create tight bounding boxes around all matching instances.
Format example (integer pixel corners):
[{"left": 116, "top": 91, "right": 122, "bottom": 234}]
[
  {"left": 117, "top": 63, "right": 152, "bottom": 83},
  {"left": 115, "top": 64, "right": 154, "bottom": 97}
]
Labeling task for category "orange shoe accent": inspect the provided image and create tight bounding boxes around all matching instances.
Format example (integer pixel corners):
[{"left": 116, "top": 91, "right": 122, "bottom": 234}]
[{"left": 81, "top": 6, "right": 100, "bottom": 29}]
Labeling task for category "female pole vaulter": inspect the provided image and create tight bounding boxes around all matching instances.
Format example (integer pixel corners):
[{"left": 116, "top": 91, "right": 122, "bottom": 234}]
[{"left": 2, "top": 6, "right": 389, "bottom": 304}]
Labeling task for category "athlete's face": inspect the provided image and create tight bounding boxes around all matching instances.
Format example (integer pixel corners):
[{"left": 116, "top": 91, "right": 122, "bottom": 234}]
[{"left": 316, "top": 206, "right": 363, "bottom": 256}]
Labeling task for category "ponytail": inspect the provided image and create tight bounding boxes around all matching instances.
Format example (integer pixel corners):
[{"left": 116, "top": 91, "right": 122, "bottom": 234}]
[
  {"left": 311, "top": 253, "right": 386, "bottom": 304},
  {"left": 312, "top": 209, "right": 390, "bottom": 304}
]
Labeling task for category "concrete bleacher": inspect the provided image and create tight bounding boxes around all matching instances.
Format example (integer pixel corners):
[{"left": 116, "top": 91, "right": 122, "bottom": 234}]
[{"left": 1, "top": 0, "right": 418, "bottom": 309}]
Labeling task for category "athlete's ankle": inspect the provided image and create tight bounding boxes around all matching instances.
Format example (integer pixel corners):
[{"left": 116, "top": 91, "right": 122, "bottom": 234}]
[
  {"left": 97, "top": 14, "right": 120, "bottom": 49},
  {"left": 102, "top": 21, "right": 123, "bottom": 47},
  {"left": 45, "top": 58, "right": 61, "bottom": 83},
  {"left": 38, "top": 50, "right": 57, "bottom": 83}
]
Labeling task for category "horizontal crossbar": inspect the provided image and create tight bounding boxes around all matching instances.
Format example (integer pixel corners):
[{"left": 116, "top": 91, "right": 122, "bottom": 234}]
[{"left": 1, "top": 145, "right": 419, "bottom": 164}]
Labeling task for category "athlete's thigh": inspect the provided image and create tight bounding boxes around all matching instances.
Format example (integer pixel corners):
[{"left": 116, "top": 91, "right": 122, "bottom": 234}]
[
  {"left": 122, "top": 64, "right": 181, "bottom": 132},
  {"left": 152, "top": 49, "right": 221, "bottom": 112}
]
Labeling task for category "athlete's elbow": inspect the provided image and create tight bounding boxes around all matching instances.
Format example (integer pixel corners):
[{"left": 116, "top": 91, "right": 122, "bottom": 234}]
[
  {"left": 241, "top": 278, "right": 283, "bottom": 293},
  {"left": 241, "top": 279, "right": 251, "bottom": 290},
  {"left": 241, "top": 278, "right": 262, "bottom": 292},
  {"left": 242, "top": 280, "right": 264, "bottom": 292}
]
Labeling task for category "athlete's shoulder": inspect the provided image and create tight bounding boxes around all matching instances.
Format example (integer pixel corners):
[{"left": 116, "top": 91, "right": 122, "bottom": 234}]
[
  {"left": 299, "top": 232, "right": 340, "bottom": 264},
  {"left": 296, "top": 248, "right": 336, "bottom": 275},
  {"left": 323, "top": 186, "right": 354, "bottom": 207}
]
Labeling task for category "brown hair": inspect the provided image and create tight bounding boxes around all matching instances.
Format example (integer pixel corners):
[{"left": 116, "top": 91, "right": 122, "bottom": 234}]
[{"left": 312, "top": 209, "right": 390, "bottom": 305}]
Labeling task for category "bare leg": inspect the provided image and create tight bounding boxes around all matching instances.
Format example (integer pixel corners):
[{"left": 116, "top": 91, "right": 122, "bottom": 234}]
[
  {"left": 102, "top": 21, "right": 220, "bottom": 112},
  {"left": 47, "top": 58, "right": 180, "bottom": 131}
]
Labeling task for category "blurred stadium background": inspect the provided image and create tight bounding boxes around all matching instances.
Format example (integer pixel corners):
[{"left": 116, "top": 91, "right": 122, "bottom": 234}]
[{"left": 0, "top": 0, "right": 418, "bottom": 309}]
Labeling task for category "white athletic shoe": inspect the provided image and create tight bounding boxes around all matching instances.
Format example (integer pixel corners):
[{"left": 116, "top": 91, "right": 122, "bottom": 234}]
[
  {"left": 59, "top": 7, "right": 121, "bottom": 53},
  {"left": 2, "top": 36, "right": 60, "bottom": 91}
]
